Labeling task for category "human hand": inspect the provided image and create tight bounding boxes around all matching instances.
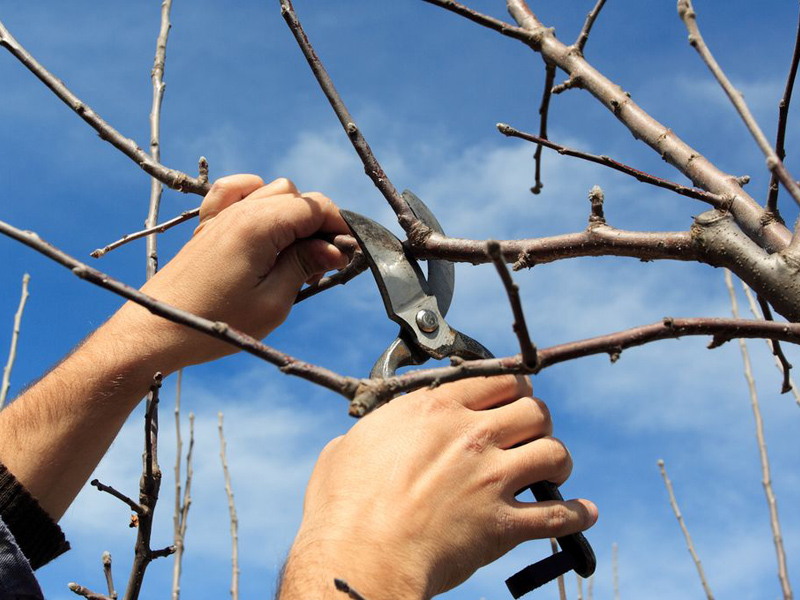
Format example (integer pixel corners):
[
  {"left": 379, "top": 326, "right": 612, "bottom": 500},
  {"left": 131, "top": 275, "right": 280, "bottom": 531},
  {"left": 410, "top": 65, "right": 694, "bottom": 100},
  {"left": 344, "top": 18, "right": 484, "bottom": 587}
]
[
  {"left": 281, "top": 375, "right": 598, "bottom": 599},
  {"left": 115, "top": 175, "right": 350, "bottom": 371}
]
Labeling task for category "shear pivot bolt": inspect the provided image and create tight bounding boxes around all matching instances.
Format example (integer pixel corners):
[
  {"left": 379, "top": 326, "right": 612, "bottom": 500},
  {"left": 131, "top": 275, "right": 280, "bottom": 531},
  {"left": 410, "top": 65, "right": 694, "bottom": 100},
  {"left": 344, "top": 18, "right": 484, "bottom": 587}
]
[{"left": 416, "top": 309, "right": 438, "bottom": 333}]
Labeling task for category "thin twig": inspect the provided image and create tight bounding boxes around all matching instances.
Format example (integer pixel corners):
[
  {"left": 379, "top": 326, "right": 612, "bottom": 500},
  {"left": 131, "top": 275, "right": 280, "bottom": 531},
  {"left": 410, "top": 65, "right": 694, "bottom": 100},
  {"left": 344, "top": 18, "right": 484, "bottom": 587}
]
[
  {"left": 90, "top": 480, "right": 143, "bottom": 515},
  {"left": 295, "top": 250, "right": 368, "bottom": 304},
  {"left": 91, "top": 209, "right": 200, "bottom": 259},
  {"left": 531, "top": 65, "right": 555, "bottom": 194},
  {"left": 724, "top": 269, "right": 793, "bottom": 600},
  {"left": 278, "top": 0, "right": 420, "bottom": 235},
  {"left": 103, "top": 552, "right": 117, "bottom": 600},
  {"left": 0, "top": 19, "right": 209, "bottom": 197},
  {"left": 612, "top": 542, "right": 619, "bottom": 600},
  {"left": 742, "top": 284, "right": 796, "bottom": 398},
  {"left": 552, "top": 538, "right": 567, "bottom": 600},
  {"left": 587, "top": 574, "right": 594, "bottom": 600},
  {"left": 172, "top": 370, "right": 193, "bottom": 600},
  {"left": 218, "top": 412, "right": 239, "bottom": 600},
  {"left": 145, "top": 0, "right": 173, "bottom": 279},
  {"left": 420, "top": 0, "right": 536, "bottom": 45},
  {"left": 657, "top": 459, "right": 714, "bottom": 599},
  {"left": 497, "top": 123, "right": 728, "bottom": 207},
  {"left": 678, "top": 0, "right": 800, "bottom": 221},
  {"left": 487, "top": 240, "right": 537, "bottom": 367},
  {"left": 576, "top": 573, "right": 583, "bottom": 600},
  {"left": 575, "top": 0, "right": 608, "bottom": 54},
  {"left": 334, "top": 579, "right": 368, "bottom": 600},
  {"left": 766, "top": 2, "right": 800, "bottom": 215},
  {"left": 0, "top": 218, "right": 361, "bottom": 400},
  {"left": 1, "top": 273, "right": 30, "bottom": 406},
  {"left": 68, "top": 583, "right": 113, "bottom": 600}
]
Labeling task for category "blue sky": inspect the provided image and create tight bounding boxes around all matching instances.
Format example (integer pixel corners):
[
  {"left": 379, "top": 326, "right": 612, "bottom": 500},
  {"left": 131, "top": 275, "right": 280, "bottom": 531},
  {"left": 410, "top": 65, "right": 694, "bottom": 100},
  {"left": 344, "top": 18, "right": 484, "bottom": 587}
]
[{"left": 2, "top": 1, "right": 800, "bottom": 598}]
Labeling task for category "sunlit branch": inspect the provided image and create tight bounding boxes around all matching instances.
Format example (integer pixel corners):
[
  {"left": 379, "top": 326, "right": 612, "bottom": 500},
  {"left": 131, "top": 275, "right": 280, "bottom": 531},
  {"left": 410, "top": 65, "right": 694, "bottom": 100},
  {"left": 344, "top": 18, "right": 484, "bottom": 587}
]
[{"left": 1, "top": 273, "right": 30, "bottom": 406}]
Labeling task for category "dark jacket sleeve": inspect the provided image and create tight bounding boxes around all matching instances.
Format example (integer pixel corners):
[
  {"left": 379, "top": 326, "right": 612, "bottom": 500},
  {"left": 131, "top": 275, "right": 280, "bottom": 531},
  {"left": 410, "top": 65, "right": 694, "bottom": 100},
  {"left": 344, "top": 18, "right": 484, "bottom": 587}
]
[{"left": 0, "top": 463, "right": 70, "bottom": 570}]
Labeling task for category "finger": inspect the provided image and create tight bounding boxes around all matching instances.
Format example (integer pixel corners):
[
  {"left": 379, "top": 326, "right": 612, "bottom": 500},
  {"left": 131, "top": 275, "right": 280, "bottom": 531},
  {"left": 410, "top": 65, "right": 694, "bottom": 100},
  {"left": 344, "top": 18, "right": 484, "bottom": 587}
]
[
  {"left": 249, "top": 192, "right": 350, "bottom": 252},
  {"left": 428, "top": 375, "right": 532, "bottom": 411},
  {"left": 502, "top": 436, "right": 572, "bottom": 491},
  {"left": 509, "top": 498, "right": 598, "bottom": 542},
  {"left": 482, "top": 396, "right": 552, "bottom": 449},
  {"left": 197, "top": 174, "right": 265, "bottom": 230},
  {"left": 260, "top": 238, "right": 349, "bottom": 304},
  {"left": 247, "top": 177, "right": 299, "bottom": 200}
]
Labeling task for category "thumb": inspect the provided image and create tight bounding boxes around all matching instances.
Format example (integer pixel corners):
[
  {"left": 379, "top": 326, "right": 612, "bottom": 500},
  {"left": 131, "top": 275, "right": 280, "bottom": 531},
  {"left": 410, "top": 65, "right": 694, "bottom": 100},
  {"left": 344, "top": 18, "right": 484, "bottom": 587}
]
[{"left": 262, "top": 238, "right": 348, "bottom": 301}]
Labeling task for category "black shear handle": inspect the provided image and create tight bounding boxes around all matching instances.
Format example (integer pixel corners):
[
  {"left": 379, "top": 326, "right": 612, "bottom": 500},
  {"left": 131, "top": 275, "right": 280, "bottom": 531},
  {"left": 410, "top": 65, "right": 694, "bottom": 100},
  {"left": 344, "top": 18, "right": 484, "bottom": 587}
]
[{"left": 505, "top": 481, "right": 596, "bottom": 599}]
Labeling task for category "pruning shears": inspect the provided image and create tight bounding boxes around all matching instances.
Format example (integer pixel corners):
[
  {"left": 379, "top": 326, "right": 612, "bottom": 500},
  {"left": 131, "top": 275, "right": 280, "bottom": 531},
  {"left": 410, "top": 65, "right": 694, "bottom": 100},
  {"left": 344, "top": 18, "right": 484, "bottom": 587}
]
[{"left": 341, "top": 191, "right": 596, "bottom": 598}]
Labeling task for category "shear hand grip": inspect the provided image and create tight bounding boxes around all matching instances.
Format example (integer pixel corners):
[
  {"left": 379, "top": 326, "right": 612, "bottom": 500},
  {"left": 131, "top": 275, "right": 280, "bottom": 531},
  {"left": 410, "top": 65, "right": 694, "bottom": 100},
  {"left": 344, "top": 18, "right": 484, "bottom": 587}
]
[{"left": 505, "top": 481, "right": 596, "bottom": 599}]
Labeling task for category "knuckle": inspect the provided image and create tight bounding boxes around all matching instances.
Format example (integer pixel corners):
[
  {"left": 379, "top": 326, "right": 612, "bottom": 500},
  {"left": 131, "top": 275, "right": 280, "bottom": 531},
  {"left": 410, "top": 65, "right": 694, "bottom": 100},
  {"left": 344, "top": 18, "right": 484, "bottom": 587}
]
[
  {"left": 544, "top": 503, "right": 572, "bottom": 533},
  {"left": 460, "top": 423, "right": 495, "bottom": 454},
  {"left": 544, "top": 437, "right": 572, "bottom": 480},
  {"left": 494, "top": 505, "right": 522, "bottom": 542},
  {"left": 530, "top": 397, "right": 552, "bottom": 431}
]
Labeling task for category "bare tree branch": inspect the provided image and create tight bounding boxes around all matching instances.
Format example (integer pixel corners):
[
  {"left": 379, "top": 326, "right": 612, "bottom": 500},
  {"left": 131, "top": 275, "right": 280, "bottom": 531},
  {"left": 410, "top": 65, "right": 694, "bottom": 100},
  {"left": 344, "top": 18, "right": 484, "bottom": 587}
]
[
  {"left": 724, "top": 269, "right": 793, "bottom": 600},
  {"left": 1, "top": 273, "right": 30, "bottom": 407},
  {"left": 551, "top": 538, "right": 567, "bottom": 600},
  {"left": 487, "top": 240, "right": 537, "bottom": 367},
  {"left": 497, "top": 123, "right": 728, "bottom": 207},
  {"left": 68, "top": 583, "right": 113, "bottom": 600},
  {"left": 0, "top": 19, "right": 210, "bottom": 197},
  {"left": 91, "top": 209, "right": 201, "bottom": 259},
  {"left": 531, "top": 65, "right": 555, "bottom": 194},
  {"left": 495, "top": 0, "right": 792, "bottom": 252},
  {"left": 575, "top": 0, "right": 607, "bottom": 54},
  {"left": 279, "top": 0, "right": 421, "bottom": 236},
  {"left": 90, "top": 480, "right": 143, "bottom": 515},
  {"left": 122, "top": 373, "right": 176, "bottom": 600},
  {"left": 742, "top": 284, "right": 796, "bottom": 397},
  {"left": 172, "top": 370, "right": 193, "bottom": 600},
  {"left": 576, "top": 572, "right": 584, "bottom": 600},
  {"left": 766, "top": 2, "right": 800, "bottom": 215},
  {"left": 678, "top": 0, "right": 800, "bottom": 223},
  {"left": 103, "top": 552, "right": 117, "bottom": 600},
  {"left": 657, "top": 459, "right": 715, "bottom": 600},
  {"left": 587, "top": 573, "right": 594, "bottom": 600},
  {"left": 295, "top": 250, "right": 368, "bottom": 304},
  {"left": 218, "top": 412, "right": 239, "bottom": 600},
  {"left": 145, "top": 0, "right": 174, "bottom": 279},
  {"left": 420, "top": 0, "right": 535, "bottom": 44},
  {"left": 0, "top": 218, "right": 361, "bottom": 400}
]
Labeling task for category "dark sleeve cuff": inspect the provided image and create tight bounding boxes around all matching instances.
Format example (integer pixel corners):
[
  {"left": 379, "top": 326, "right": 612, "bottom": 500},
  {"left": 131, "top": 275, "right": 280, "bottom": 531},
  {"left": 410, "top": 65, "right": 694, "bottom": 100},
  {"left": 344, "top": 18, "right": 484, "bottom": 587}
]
[{"left": 0, "top": 463, "right": 70, "bottom": 570}]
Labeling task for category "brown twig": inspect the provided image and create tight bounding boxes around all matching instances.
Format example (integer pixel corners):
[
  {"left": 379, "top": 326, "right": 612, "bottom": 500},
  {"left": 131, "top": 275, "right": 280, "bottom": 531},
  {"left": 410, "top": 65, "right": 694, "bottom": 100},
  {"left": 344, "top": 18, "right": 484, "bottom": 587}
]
[
  {"left": 91, "top": 208, "right": 201, "bottom": 259},
  {"left": 68, "top": 583, "right": 113, "bottom": 600},
  {"left": 122, "top": 373, "right": 176, "bottom": 600},
  {"left": 487, "top": 240, "right": 537, "bottom": 367},
  {"left": 172, "top": 370, "right": 193, "bottom": 600},
  {"left": 103, "top": 552, "right": 117, "bottom": 600},
  {"left": 0, "top": 218, "right": 361, "bottom": 400},
  {"left": 766, "top": 3, "right": 800, "bottom": 216},
  {"left": 0, "top": 19, "right": 209, "bottom": 197},
  {"left": 90, "top": 480, "right": 143, "bottom": 515},
  {"left": 575, "top": 0, "right": 608, "bottom": 54},
  {"left": 1, "top": 273, "right": 30, "bottom": 406},
  {"left": 334, "top": 579, "right": 368, "bottom": 600},
  {"left": 218, "top": 412, "right": 239, "bottom": 600},
  {"left": 145, "top": 0, "right": 174, "bottom": 279},
  {"left": 678, "top": 0, "right": 800, "bottom": 221},
  {"left": 420, "top": 0, "right": 536, "bottom": 45},
  {"left": 295, "top": 250, "right": 368, "bottom": 304},
  {"left": 531, "top": 65, "right": 556, "bottom": 194},
  {"left": 657, "top": 459, "right": 715, "bottom": 599},
  {"left": 724, "top": 269, "right": 793, "bottom": 600},
  {"left": 279, "top": 0, "right": 420, "bottom": 235},
  {"left": 497, "top": 123, "right": 728, "bottom": 207},
  {"left": 742, "top": 285, "right": 795, "bottom": 397}
]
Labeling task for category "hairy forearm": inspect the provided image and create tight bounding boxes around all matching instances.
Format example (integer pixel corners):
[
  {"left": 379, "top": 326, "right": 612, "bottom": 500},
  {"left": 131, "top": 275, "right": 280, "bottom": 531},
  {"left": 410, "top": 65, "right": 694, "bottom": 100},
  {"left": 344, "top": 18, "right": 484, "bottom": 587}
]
[{"left": 0, "top": 304, "right": 170, "bottom": 520}]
